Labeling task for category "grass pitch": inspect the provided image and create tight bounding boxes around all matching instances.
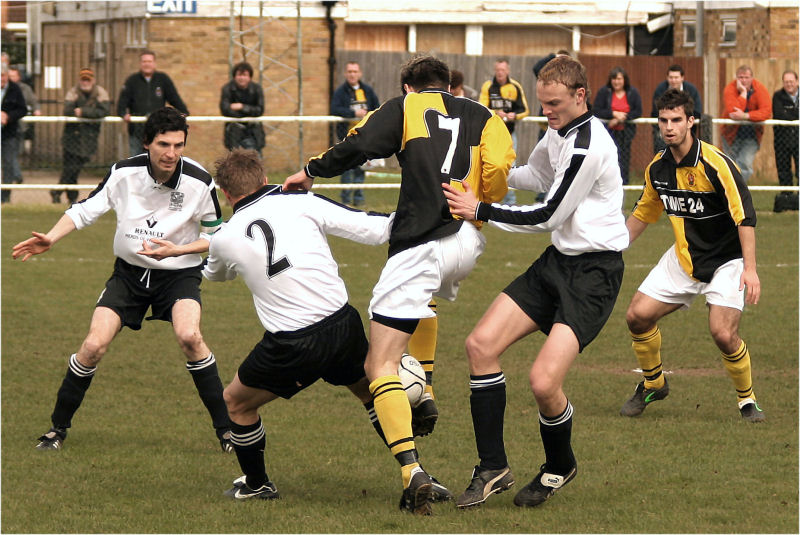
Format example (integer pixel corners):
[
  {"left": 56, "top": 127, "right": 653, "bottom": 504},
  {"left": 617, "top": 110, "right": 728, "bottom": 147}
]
[{"left": 1, "top": 187, "right": 797, "bottom": 533}]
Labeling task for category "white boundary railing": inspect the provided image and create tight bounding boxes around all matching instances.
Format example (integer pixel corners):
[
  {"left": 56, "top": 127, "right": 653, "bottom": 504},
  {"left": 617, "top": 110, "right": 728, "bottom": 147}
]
[{"left": 5, "top": 115, "right": 799, "bottom": 193}]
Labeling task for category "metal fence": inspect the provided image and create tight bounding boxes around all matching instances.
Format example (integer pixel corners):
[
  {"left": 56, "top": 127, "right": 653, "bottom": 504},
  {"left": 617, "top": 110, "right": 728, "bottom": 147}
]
[{"left": 6, "top": 114, "right": 798, "bottom": 182}]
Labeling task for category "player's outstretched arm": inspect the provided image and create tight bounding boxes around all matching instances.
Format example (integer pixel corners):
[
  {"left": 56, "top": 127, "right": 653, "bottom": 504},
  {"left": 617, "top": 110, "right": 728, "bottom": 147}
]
[
  {"left": 137, "top": 237, "right": 210, "bottom": 261},
  {"left": 12, "top": 214, "right": 77, "bottom": 262},
  {"left": 283, "top": 169, "right": 313, "bottom": 191}
]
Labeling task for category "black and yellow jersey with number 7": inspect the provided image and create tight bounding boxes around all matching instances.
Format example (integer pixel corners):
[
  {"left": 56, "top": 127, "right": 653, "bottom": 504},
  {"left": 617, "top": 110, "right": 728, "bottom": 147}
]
[{"left": 306, "top": 88, "right": 515, "bottom": 257}]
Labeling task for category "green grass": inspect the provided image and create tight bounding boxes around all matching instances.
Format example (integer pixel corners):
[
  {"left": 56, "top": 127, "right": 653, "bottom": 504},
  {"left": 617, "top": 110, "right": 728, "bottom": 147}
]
[{"left": 2, "top": 188, "right": 797, "bottom": 533}]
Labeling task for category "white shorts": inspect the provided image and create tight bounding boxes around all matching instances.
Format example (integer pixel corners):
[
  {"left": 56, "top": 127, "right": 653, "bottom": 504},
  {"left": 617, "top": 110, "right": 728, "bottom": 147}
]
[
  {"left": 638, "top": 246, "right": 745, "bottom": 311},
  {"left": 369, "top": 222, "right": 486, "bottom": 319}
]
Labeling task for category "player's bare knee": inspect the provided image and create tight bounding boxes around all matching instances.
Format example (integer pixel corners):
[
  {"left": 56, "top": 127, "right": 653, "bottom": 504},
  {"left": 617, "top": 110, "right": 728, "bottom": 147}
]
[
  {"left": 223, "top": 386, "right": 245, "bottom": 417},
  {"left": 175, "top": 329, "right": 204, "bottom": 355},
  {"left": 465, "top": 331, "right": 497, "bottom": 367},
  {"left": 711, "top": 326, "right": 740, "bottom": 353},
  {"left": 78, "top": 337, "right": 108, "bottom": 365},
  {"left": 529, "top": 370, "right": 558, "bottom": 401},
  {"left": 625, "top": 307, "right": 650, "bottom": 333}
]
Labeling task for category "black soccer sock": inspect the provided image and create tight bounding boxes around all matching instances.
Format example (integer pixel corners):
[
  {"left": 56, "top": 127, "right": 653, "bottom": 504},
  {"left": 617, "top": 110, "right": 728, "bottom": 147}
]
[
  {"left": 186, "top": 353, "right": 231, "bottom": 435},
  {"left": 539, "top": 401, "right": 576, "bottom": 475},
  {"left": 230, "top": 418, "right": 268, "bottom": 489},
  {"left": 364, "top": 399, "right": 388, "bottom": 446},
  {"left": 469, "top": 372, "right": 508, "bottom": 470},
  {"left": 51, "top": 354, "right": 97, "bottom": 429}
]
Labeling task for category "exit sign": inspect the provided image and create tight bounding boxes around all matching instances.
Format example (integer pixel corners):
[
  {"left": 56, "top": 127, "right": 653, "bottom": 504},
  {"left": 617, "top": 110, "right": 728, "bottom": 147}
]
[{"left": 146, "top": 1, "right": 197, "bottom": 14}]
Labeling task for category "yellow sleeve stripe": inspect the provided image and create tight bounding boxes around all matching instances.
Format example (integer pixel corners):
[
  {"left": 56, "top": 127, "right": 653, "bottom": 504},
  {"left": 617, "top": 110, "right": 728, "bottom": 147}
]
[{"left": 700, "top": 142, "right": 746, "bottom": 224}]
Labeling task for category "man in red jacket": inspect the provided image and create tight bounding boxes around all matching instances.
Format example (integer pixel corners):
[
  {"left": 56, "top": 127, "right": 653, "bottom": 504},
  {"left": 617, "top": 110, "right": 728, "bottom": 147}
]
[{"left": 721, "top": 65, "right": 772, "bottom": 182}]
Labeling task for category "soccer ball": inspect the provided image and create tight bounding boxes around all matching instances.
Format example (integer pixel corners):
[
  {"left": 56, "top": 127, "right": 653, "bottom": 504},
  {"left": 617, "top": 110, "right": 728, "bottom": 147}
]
[{"left": 398, "top": 353, "right": 426, "bottom": 406}]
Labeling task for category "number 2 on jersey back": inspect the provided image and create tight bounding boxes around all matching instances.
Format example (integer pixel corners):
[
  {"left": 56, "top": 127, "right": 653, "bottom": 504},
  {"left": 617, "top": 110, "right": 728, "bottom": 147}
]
[{"left": 246, "top": 219, "right": 292, "bottom": 277}]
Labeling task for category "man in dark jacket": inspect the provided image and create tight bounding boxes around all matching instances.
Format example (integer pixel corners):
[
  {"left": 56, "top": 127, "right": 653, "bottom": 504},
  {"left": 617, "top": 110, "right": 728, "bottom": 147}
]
[
  {"left": 772, "top": 70, "right": 799, "bottom": 212},
  {"left": 1, "top": 64, "right": 28, "bottom": 204},
  {"left": 651, "top": 64, "right": 702, "bottom": 153},
  {"left": 53, "top": 68, "right": 111, "bottom": 204},
  {"left": 117, "top": 50, "right": 188, "bottom": 157},
  {"left": 331, "top": 61, "right": 380, "bottom": 206},
  {"left": 220, "top": 61, "right": 265, "bottom": 156}
]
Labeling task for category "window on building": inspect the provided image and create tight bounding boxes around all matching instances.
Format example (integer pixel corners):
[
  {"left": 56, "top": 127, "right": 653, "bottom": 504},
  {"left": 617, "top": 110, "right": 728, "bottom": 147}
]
[
  {"left": 683, "top": 20, "right": 696, "bottom": 47},
  {"left": 94, "top": 23, "right": 108, "bottom": 59},
  {"left": 126, "top": 18, "right": 147, "bottom": 48},
  {"left": 721, "top": 17, "right": 737, "bottom": 46}
]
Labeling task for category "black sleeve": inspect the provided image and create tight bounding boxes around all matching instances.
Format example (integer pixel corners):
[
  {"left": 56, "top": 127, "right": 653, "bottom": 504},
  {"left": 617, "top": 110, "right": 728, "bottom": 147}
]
[{"left": 307, "top": 98, "right": 403, "bottom": 178}]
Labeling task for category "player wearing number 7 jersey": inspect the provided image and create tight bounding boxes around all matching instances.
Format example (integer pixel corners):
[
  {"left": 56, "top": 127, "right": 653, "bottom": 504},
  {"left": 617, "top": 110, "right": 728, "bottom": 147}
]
[{"left": 284, "top": 54, "right": 514, "bottom": 514}]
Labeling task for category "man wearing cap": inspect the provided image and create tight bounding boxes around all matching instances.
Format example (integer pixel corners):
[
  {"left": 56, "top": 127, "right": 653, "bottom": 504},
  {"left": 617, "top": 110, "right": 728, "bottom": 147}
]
[
  {"left": 118, "top": 50, "right": 188, "bottom": 157},
  {"left": 53, "top": 68, "right": 110, "bottom": 204}
]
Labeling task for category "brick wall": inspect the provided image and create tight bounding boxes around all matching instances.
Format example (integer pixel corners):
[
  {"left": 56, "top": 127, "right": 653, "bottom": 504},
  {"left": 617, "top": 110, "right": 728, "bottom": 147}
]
[
  {"left": 769, "top": 7, "right": 800, "bottom": 58},
  {"left": 40, "top": 15, "right": 341, "bottom": 174},
  {"left": 674, "top": 7, "right": 796, "bottom": 59}
]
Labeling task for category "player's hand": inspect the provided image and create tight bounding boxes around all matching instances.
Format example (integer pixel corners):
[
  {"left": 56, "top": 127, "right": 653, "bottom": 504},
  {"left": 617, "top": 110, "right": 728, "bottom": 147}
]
[
  {"left": 283, "top": 170, "right": 313, "bottom": 191},
  {"left": 12, "top": 231, "right": 53, "bottom": 261},
  {"left": 123, "top": 113, "right": 131, "bottom": 123},
  {"left": 736, "top": 79, "right": 747, "bottom": 95},
  {"left": 442, "top": 182, "right": 479, "bottom": 221},
  {"left": 137, "top": 238, "right": 179, "bottom": 261},
  {"left": 230, "top": 103, "right": 244, "bottom": 111},
  {"left": 740, "top": 268, "right": 760, "bottom": 305}
]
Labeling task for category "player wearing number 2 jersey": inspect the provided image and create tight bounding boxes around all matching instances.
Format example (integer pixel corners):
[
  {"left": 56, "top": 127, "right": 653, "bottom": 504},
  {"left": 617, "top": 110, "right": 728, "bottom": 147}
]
[
  {"left": 284, "top": 55, "right": 514, "bottom": 515},
  {"left": 200, "top": 149, "right": 397, "bottom": 501}
]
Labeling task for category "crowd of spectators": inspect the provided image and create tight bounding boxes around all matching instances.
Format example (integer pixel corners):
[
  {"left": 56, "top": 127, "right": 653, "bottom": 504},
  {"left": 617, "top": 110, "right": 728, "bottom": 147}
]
[{"left": 0, "top": 50, "right": 797, "bottom": 210}]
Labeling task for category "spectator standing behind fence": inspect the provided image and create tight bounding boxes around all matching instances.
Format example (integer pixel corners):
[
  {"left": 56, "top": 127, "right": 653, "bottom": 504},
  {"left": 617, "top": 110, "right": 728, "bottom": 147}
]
[
  {"left": 118, "top": 50, "right": 189, "bottom": 157},
  {"left": 220, "top": 61, "right": 265, "bottom": 156},
  {"left": 51, "top": 68, "right": 110, "bottom": 205},
  {"left": 772, "top": 70, "right": 799, "bottom": 212},
  {"left": 1, "top": 64, "right": 27, "bottom": 204},
  {"left": 593, "top": 67, "right": 642, "bottom": 185},
  {"left": 331, "top": 61, "right": 380, "bottom": 206},
  {"left": 8, "top": 67, "right": 41, "bottom": 155},
  {"left": 721, "top": 65, "right": 772, "bottom": 183},
  {"left": 651, "top": 64, "right": 702, "bottom": 153},
  {"left": 480, "top": 58, "right": 528, "bottom": 204}
]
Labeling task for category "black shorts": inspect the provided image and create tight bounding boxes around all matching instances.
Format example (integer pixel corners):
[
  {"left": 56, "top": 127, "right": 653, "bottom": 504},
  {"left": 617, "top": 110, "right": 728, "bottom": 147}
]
[
  {"left": 237, "top": 304, "right": 369, "bottom": 399},
  {"left": 503, "top": 245, "right": 624, "bottom": 352},
  {"left": 96, "top": 258, "right": 203, "bottom": 330}
]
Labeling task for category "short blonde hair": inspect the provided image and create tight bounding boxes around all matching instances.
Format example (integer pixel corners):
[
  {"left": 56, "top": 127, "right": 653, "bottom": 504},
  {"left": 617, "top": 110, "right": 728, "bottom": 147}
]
[
  {"left": 214, "top": 149, "right": 265, "bottom": 198},
  {"left": 537, "top": 56, "right": 590, "bottom": 101}
]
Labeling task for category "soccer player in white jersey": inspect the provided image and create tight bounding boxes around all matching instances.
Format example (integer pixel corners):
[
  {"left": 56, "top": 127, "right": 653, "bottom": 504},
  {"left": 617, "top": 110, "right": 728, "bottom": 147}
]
[
  {"left": 194, "top": 149, "right": 395, "bottom": 500},
  {"left": 12, "top": 108, "right": 233, "bottom": 453},
  {"left": 443, "top": 56, "right": 629, "bottom": 508}
]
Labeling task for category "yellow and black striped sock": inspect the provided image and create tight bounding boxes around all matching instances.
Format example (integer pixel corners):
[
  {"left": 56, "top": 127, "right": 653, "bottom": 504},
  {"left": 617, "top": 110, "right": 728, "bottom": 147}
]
[
  {"left": 370, "top": 375, "right": 419, "bottom": 487},
  {"left": 631, "top": 326, "right": 665, "bottom": 390},
  {"left": 407, "top": 301, "right": 437, "bottom": 399},
  {"left": 721, "top": 340, "right": 755, "bottom": 402}
]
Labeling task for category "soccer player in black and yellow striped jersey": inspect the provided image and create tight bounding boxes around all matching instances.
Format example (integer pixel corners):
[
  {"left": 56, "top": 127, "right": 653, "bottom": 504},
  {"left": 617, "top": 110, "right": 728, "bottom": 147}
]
[
  {"left": 620, "top": 88, "right": 764, "bottom": 422},
  {"left": 284, "top": 55, "right": 514, "bottom": 514}
]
